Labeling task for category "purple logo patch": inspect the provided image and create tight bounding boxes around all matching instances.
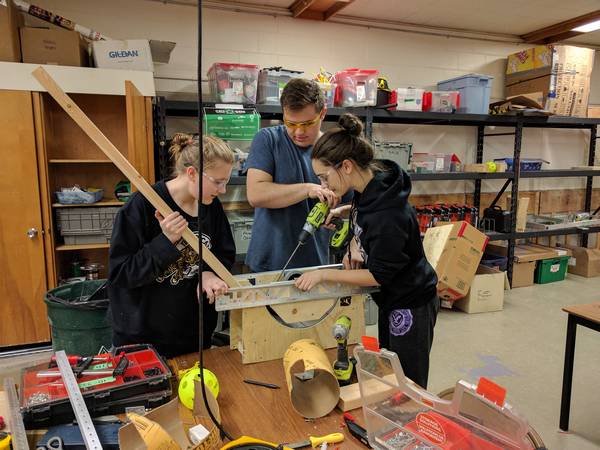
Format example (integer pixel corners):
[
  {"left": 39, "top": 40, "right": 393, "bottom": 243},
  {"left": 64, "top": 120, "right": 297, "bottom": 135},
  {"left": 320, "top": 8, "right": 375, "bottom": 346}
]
[{"left": 389, "top": 309, "right": 413, "bottom": 336}]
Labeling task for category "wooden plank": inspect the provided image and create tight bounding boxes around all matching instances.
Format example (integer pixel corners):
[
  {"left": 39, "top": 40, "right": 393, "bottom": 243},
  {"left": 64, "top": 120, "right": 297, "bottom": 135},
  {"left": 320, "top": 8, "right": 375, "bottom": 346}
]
[
  {"left": 538, "top": 189, "right": 585, "bottom": 214},
  {"left": 56, "top": 243, "right": 111, "bottom": 251},
  {"left": 410, "top": 193, "right": 466, "bottom": 206},
  {"left": 32, "top": 67, "right": 239, "bottom": 287},
  {"left": 0, "top": 90, "right": 50, "bottom": 346},
  {"left": 324, "top": 0, "right": 354, "bottom": 20},
  {"left": 521, "top": 10, "right": 600, "bottom": 43}
]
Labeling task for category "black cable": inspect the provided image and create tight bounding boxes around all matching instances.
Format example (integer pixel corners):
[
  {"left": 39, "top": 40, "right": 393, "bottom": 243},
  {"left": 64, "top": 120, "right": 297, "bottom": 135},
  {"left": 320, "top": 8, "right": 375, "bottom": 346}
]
[{"left": 197, "top": 0, "right": 234, "bottom": 442}]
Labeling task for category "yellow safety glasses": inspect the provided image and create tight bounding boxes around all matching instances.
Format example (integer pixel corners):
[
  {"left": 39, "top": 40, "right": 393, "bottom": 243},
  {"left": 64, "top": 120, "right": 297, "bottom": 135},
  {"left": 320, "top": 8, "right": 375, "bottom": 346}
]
[{"left": 283, "top": 113, "right": 321, "bottom": 131}]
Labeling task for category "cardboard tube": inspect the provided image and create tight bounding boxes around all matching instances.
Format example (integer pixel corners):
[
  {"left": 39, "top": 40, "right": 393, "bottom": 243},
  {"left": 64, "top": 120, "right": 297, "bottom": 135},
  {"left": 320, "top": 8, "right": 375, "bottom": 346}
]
[{"left": 283, "top": 339, "right": 340, "bottom": 418}]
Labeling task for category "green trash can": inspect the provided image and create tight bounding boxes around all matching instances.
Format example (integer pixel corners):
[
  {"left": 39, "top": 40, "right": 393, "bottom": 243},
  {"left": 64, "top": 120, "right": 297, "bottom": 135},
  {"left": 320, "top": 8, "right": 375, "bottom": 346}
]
[{"left": 44, "top": 280, "right": 112, "bottom": 356}]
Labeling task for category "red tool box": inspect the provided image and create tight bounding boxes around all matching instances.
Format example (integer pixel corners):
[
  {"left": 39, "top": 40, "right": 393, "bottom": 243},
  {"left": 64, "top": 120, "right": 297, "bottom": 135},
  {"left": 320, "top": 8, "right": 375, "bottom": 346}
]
[{"left": 20, "top": 344, "right": 171, "bottom": 428}]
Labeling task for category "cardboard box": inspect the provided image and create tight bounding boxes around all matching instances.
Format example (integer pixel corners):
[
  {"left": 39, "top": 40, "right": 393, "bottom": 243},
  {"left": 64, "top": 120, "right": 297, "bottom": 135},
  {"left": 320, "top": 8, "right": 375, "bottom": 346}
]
[
  {"left": 511, "top": 261, "right": 536, "bottom": 288},
  {"left": 588, "top": 105, "right": 600, "bottom": 118},
  {"left": 505, "top": 45, "right": 594, "bottom": 117},
  {"left": 463, "top": 163, "right": 489, "bottom": 173},
  {"left": 0, "top": 0, "right": 22, "bottom": 62},
  {"left": 92, "top": 39, "right": 153, "bottom": 71},
  {"left": 567, "top": 246, "right": 600, "bottom": 278},
  {"left": 423, "top": 221, "right": 489, "bottom": 301},
  {"left": 454, "top": 265, "right": 508, "bottom": 313},
  {"left": 20, "top": 27, "right": 88, "bottom": 66}
]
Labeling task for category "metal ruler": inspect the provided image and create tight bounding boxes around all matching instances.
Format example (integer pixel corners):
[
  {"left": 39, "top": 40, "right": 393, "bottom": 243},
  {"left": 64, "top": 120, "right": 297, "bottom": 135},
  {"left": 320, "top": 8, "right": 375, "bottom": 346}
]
[
  {"left": 3, "top": 378, "right": 29, "bottom": 450},
  {"left": 55, "top": 350, "right": 103, "bottom": 449},
  {"left": 215, "top": 266, "right": 378, "bottom": 312}
]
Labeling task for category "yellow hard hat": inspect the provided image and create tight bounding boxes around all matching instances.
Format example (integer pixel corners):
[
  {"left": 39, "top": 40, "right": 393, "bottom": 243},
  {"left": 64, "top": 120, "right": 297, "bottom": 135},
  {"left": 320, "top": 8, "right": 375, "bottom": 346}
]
[{"left": 178, "top": 364, "right": 219, "bottom": 410}]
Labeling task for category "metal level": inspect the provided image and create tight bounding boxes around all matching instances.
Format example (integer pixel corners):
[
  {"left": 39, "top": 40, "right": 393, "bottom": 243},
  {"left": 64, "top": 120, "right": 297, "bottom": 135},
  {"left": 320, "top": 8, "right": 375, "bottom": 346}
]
[
  {"left": 215, "top": 264, "right": 378, "bottom": 311},
  {"left": 3, "top": 378, "right": 29, "bottom": 450},
  {"left": 55, "top": 350, "right": 103, "bottom": 449}
]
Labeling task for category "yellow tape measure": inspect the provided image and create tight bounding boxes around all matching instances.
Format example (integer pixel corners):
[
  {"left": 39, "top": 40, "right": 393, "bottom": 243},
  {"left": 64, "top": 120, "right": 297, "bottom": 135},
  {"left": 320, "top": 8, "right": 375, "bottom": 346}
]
[{"left": 221, "top": 436, "right": 291, "bottom": 449}]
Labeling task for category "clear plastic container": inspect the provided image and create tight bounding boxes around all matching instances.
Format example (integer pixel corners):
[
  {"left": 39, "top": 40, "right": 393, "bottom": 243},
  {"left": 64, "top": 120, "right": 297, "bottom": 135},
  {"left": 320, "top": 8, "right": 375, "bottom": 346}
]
[
  {"left": 334, "top": 68, "right": 379, "bottom": 107},
  {"left": 411, "top": 153, "right": 451, "bottom": 172},
  {"left": 317, "top": 81, "right": 337, "bottom": 108},
  {"left": 257, "top": 67, "right": 303, "bottom": 105},
  {"left": 354, "top": 344, "right": 535, "bottom": 450},
  {"left": 424, "top": 91, "right": 460, "bottom": 113},
  {"left": 207, "top": 62, "right": 259, "bottom": 104},
  {"left": 395, "top": 88, "right": 424, "bottom": 111}
]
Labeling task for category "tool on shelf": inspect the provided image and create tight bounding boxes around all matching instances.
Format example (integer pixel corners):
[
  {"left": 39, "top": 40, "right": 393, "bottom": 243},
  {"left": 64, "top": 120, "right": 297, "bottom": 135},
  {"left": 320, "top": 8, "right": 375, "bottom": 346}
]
[{"left": 284, "top": 433, "right": 345, "bottom": 449}]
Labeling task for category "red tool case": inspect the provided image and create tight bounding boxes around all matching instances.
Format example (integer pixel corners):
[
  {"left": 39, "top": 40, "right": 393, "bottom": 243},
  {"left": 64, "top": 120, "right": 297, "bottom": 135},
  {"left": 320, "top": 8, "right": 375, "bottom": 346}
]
[{"left": 20, "top": 344, "right": 172, "bottom": 428}]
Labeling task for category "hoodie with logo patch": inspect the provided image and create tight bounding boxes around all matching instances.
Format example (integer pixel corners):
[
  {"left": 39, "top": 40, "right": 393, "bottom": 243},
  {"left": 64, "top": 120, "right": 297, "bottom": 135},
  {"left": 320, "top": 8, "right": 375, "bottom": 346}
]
[
  {"left": 351, "top": 160, "right": 437, "bottom": 311},
  {"left": 108, "top": 180, "right": 235, "bottom": 357}
]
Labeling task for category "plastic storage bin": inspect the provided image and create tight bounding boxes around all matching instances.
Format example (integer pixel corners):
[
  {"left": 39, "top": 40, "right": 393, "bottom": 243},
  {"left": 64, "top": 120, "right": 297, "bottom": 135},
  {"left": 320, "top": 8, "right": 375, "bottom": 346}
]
[
  {"left": 494, "top": 158, "right": 547, "bottom": 172},
  {"left": 257, "top": 67, "right": 303, "bottom": 105},
  {"left": 334, "top": 68, "right": 378, "bottom": 107},
  {"left": 56, "top": 207, "right": 120, "bottom": 245},
  {"left": 395, "top": 88, "right": 424, "bottom": 111},
  {"left": 228, "top": 212, "right": 253, "bottom": 254},
  {"left": 207, "top": 63, "right": 259, "bottom": 104},
  {"left": 481, "top": 253, "right": 508, "bottom": 272},
  {"left": 535, "top": 255, "right": 570, "bottom": 284},
  {"left": 316, "top": 81, "right": 337, "bottom": 108},
  {"left": 373, "top": 141, "right": 412, "bottom": 170},
  {"left": 411, "top": 153, "right": 451, "bottom": 172},
  {"left": 20, "top": 344, "right": 171, "bottom": 428},
  {"left": 423, "top": 91, "right": 460, "bottom": 113},
  {"left": 437, "top": 73, "right": 493, "bottom": 114},
  {"left": 55, "top": 189, "right": 103, "bottom": 205}
]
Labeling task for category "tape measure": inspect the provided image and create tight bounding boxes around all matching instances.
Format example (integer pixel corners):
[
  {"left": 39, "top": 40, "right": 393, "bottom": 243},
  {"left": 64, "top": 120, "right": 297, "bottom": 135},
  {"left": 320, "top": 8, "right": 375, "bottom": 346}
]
[{"left": 55, "top": 350, "right": 102, "bottom": 449}]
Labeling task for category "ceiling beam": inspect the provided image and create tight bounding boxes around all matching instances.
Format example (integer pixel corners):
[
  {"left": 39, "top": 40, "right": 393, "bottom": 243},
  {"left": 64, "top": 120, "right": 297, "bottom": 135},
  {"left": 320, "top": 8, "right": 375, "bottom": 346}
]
[
  {"left": 521, "top": 10, "right": 600, "bottom": 44},
  {"left": 290, "top": 0, "right": 317, "bottom": 18},
  {"left": 324, "top": 0, "right": 354, "bottom": 21}
]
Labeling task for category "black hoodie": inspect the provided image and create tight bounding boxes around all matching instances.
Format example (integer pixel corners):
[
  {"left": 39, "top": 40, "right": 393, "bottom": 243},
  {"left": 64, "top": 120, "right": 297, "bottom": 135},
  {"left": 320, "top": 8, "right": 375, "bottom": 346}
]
[
  {"left": 108, "top": 180, "right": 235, "bottom": 358},
  {"left": 351, "top": 160, "right": 437, "bottom": 311}
]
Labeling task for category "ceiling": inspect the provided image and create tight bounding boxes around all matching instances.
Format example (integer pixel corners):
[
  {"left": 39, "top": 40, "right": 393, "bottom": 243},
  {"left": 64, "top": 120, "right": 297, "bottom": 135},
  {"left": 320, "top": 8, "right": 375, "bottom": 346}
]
[{"left": 197, "top": 0, "right": 600, "bottom": 46}]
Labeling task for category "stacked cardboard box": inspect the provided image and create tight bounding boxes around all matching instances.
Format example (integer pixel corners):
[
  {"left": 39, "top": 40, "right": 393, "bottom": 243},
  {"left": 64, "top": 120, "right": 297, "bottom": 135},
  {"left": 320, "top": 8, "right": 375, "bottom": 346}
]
[
  {"left": 454, "top": 265, "right": 509, "bottom": 314},
  {"left": 505, "top": 45, "right": 595, "bottom": 117},
  {"left": 0, "top": 0, "right": 22, "bottom": 62},
  {"left": 20, "top": 27, "right": 89, "bottom": 66},
  {"left": 423, "top": 221, "right": 488, "bottom": 302}
]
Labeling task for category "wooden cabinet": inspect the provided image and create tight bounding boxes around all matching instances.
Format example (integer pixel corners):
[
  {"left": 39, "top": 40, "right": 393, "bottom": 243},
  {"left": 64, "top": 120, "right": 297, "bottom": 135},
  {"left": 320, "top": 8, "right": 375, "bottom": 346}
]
[{"left": 0, "top": 63, "right": 155, "bottom": 348}]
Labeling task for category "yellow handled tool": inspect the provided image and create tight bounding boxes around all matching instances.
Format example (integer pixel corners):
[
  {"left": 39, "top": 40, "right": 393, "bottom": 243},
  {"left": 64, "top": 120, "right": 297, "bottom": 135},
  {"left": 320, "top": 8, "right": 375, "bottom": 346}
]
[{"left": 286, "top": 432, "right": 345, "bottom": 449}]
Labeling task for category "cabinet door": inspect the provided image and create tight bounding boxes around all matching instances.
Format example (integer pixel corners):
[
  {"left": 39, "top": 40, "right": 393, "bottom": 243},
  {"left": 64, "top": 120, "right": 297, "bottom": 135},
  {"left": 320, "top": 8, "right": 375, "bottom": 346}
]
[
  {"left": 0, "top": 91, "right": 50, "bottom": 346},
  {"left": 126, "top": 82, "right": 154, "bottom": 183}
]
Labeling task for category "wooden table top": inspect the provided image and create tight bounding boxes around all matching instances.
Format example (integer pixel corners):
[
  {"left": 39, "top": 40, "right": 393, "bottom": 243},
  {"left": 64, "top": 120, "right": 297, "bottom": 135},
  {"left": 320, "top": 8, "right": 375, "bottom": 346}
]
[
  {"left": 562, "top": 302, "right": 600, "bottom": 325},
  {"left": 171, "top": 346, "right": 366, "bottom": 448}
]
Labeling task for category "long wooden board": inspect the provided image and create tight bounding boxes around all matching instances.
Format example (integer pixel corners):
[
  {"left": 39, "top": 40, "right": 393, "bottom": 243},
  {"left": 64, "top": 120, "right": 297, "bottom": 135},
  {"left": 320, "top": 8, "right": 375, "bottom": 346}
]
[{"left": 32, "top": 67, "right": 239, "bottom": 287}]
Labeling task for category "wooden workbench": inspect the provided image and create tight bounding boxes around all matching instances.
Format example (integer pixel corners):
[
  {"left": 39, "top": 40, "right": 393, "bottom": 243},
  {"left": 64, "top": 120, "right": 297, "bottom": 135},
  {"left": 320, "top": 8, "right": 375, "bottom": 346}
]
[{"left": 170, "top": 346, "right": 367, "bottom": 448}]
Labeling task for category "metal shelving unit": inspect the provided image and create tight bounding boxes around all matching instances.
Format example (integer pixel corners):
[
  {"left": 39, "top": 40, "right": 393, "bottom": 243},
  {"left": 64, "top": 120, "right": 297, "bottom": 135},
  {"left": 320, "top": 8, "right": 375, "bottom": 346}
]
[{"left": 153, "top": 98, "right": 600, "bottom": 284}]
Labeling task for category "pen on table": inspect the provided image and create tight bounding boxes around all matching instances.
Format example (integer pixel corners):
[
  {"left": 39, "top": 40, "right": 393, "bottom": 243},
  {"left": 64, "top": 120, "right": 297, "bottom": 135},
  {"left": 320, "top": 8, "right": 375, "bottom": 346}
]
[{"left": 243, "top": 378, "right": 280, "bottom": 389}]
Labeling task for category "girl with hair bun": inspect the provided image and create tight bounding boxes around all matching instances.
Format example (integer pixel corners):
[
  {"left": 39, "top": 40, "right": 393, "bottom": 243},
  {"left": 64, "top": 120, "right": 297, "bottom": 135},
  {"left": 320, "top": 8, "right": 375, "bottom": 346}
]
[
  {"left": 108, "top": 133, "right": 236, "bottom": 358},
  {"left": 295, "top": 114, "right": 439, "bottom": 388}
]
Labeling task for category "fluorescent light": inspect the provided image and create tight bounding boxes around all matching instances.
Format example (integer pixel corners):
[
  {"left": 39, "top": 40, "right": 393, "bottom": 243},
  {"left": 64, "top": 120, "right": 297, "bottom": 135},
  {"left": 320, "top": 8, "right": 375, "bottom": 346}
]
[{"left": 572, "top": 19, "right": 600, "bottom": 33}]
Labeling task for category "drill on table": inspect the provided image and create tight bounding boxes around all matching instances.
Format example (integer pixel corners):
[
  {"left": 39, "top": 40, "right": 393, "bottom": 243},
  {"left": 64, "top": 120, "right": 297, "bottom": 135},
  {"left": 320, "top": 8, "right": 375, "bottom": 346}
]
[
  {"left": 276, "top": 202, "right": 349, "bottom": 281},
  {"left": 332, "top": 315, "right": 353, "bottom": 385}
]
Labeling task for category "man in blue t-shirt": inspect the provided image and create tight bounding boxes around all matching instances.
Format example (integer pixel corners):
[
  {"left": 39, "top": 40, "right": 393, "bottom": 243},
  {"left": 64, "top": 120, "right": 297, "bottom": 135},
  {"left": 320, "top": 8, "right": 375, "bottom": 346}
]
[{"left": 245, "top": 79, "right": 338, "bottom": 272}]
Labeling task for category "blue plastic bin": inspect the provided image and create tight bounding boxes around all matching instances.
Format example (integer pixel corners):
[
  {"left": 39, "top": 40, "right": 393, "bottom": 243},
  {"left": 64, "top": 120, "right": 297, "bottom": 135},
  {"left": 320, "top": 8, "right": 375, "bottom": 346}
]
[
  {"left": 437, "top": 73, "right": 493, "bottom": 114},
  {"left": 481, "top": 253, "right": 508, "bottom": 272},
  {"left": 494, "top": 158, "right": 546, "bottom": 172}
]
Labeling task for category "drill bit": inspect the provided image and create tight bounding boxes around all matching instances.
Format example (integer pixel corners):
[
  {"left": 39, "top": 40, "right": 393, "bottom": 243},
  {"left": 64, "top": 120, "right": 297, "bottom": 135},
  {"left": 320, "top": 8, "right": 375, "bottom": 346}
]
[{"left": 276, "top": 242, "right": 301, "bottom": 282}]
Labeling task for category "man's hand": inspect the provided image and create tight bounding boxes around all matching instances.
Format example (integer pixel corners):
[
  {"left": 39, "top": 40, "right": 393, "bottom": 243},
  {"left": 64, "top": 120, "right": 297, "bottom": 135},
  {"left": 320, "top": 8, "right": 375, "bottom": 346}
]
[
  {"left": 295, "top": 270, "right": 326, "bottom": 291},
  {"left": 155, "top": 210, "right": 188, "bottom": 244},
  {"left": 201, "top": 271, "right": 229, "bottom": 303},
  {"left": 306, "top": 184, "right": 338, "bottom": 208}
]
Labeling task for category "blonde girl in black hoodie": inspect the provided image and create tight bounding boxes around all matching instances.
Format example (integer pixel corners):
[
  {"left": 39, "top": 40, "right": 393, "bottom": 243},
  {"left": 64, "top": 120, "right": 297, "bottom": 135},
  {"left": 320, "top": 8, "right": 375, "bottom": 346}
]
[{"left": 295, "top": 113, "right": 439, "bottom": 388}]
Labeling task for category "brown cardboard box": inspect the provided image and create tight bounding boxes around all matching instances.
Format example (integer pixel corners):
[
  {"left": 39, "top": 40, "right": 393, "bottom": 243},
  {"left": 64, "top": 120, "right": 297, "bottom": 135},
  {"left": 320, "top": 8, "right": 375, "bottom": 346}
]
[
  {"left": 505, "top": 45, "right": 594, "bottom": 117},
  {"left": 486, "top": 242, "right": 558, "bottom": 287},
  {"left": 423, "top": 221, "right": 488, "bottom": 301},
  {"left": 567, "top": 247, "right": 600, "bottom": 278},
  {"left": 20, "top": 27, "right": 89, "bottom": 66},
  {"left": 588, "top": 105, "right": 600, "bottom": 118},
  {"left": 454, "top": 265, "right": 508, "bottom": 314},
  {"left": 511, "top": 261, "right": 536, "bottom": 288},
  {"left": 0, "top": 0, "right": 22, "bottom": 62},
  {"left": 463, "top": 163, "right": 489, "bottom": 173}
]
